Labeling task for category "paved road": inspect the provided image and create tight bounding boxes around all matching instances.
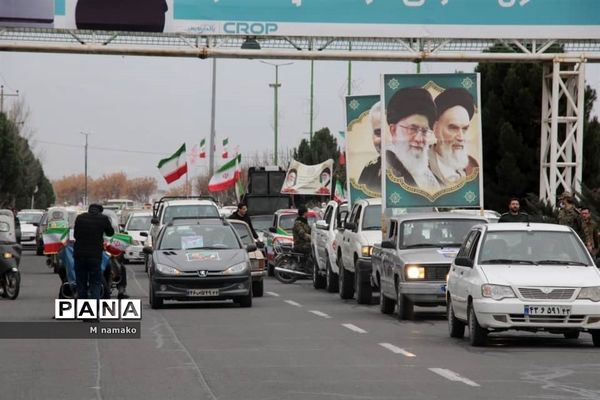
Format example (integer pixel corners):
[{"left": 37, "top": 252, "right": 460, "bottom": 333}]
[{"left": 1, "top": 251, "right": 599, "bottom": 400}]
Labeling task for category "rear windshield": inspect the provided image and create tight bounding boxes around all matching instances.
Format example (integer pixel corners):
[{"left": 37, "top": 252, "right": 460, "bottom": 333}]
[
  {"left": 126, "top": 216, "right": 152, "bottom": 231},
  {"left": 163, "top": 205, "right": 219, "bottom": 223},
  {"left": 17, "top": 212, "right": 43, "bottom": 224}
]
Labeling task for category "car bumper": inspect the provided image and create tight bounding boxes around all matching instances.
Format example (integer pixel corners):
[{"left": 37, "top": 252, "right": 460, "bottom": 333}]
[
  {"left": 124, "top": 245, "right": 145, "bottom": 262},
  {"left": 473, "top": 298, "right": 600, "bottom": 330},
  {"left": 251, "top": 270, "right": 266, "bottom": 281},
  {"left": 151, "top": 274, "right": 251, "bottom": 300},
  {"left": 399, "top": 281, "right": 447, "bottom": 305}
]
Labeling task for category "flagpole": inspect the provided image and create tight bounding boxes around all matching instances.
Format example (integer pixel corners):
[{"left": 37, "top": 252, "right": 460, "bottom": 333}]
[{"left": 209, "top": 57, "right": 217, "bottom": 177}]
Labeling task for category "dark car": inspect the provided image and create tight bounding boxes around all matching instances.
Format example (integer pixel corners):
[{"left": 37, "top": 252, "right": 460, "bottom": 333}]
[{"left": 145, "top": 218, "right": 255, "bottom": 309}]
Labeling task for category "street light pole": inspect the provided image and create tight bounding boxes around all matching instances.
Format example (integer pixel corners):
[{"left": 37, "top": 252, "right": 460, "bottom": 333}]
[
  {"left": 80, "top": 132, "right": 89, "bottom": 206},
  {"left": 260, "top": 61, "right": 293, "bottom": 166},
  {"left": 209, "top": 57, "right": 217, "bottom": 178}
]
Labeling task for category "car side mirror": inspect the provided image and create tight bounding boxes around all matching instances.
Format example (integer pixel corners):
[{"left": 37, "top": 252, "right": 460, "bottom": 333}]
[
  {"left": 381, "top": 240, "right": 395, "bottom": 249},
  {"left": 140, "top": 232, "right": 148, "bottom": 237},
  {"left": 345, "top": 222, "right": 356, "bottom": 231},
  {"left": 151, "top": 217, "right": 159, "bottom": 224},
  {"left": 268, "top": 227, "right": 277, "bottom": 233},
  {"left": 32, "top": 222, "right": 39, "bottom": 227},
  {"left": 142, "top": 246, "right": 153, "bottom": 255},
  {"left": 454, "top": 257, "right": 473, "bottom": 268},
  {"left": 246, "top": 244, "right": 257, "bottom": 252},
  {"left": 316, "top": 220, "right": 328, "bottom": 230}
]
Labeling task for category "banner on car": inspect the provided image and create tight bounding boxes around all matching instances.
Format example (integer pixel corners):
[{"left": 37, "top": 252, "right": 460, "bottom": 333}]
[
  {"left": 281, "top": 159, "right": 333, "bottom": 196},
  {"left": 2, "top": 1, "right": 598, "bottom": 39},
  {"left": 345, "top": 95, "right": 381, "bottom": 205},
  {"left": 381, "top": 73, "right": 483, "bottom": 209}
]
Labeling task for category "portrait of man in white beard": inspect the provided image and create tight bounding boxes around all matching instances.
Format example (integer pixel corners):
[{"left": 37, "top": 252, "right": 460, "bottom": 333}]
[
  {"left": 429, "top": 87, "right": 479, "bottom": 185},
  {"left": 386, "top": 87, "right": 440, "bottom": 191}
]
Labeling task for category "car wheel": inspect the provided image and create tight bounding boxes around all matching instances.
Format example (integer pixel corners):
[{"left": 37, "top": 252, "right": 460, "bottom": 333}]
[
  {"left": 313, "top": 260, "right": 326, "bottom": 290},
  {"left": 379, "top": 285, "right": 395, "bottom": 315},
  {"left": 149, "top": 281, "right": 163, "bottom": 309},
  {"left": 338, "top": 261, "right": 354, "bottom": 300},
  {"left": 36, "top": 242, "right": 43, "bottom": 256},
  {"left": 563, "top": 331, "right": 580, "bottom": 339},
  {"left": 237, "top": 291, "right": 253, "bottom": 308},
  {"left": 355, "top": 269, "right": 372, "bottom": 305},
  {"left": 447, "top": 298, "right": 465, "bottom": 338},
  {"left": 325, "top": 257, "right": 339, "bottom": 293},
  {"left": 468, "top": 304, "right": 488, "bottom": 346},
  {"left": 396, "top": 289, "right": 414, "bottom": 320},
  {"left": 252, "top": 280, "right": 264, "bottom": 297},
  {"left": 591, "top": 330, "right": 600, "bottom": 347}
]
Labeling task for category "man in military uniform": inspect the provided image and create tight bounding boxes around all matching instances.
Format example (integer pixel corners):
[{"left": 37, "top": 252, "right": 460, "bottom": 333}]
[
  {"left": 293, "top": 205, "right": 312, "bottom": 256},
  {"left": 358, "top": 101, "right": 382, "bottom": 195},
  {"left": 557, "top": 192, "right": 583, "bottom": 239},
  {"left": 580, "top": 206, "right": 598, "bottom": 257},
  {"left": 498, "top": 197, "right": 529, "bottom": 223}
]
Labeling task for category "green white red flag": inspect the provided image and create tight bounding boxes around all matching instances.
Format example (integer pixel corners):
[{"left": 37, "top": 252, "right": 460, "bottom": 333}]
[
  {"left": 104, "top": 233, "right": 133, "bottom": 257},
  {"left": 199, "top": 138, "right": 206, "bottom": 159},
  {"left": 43, "top": 227, "right": 69, "bottom": 254},
  {"left": 209, "top": 154, "right": 241, "bottom": 192},
  {"left": 222, "top": 138, "right": 229, "bottom": 159},
  {"left": 158, "top": 143, "right": 188, "bottom": 184}
]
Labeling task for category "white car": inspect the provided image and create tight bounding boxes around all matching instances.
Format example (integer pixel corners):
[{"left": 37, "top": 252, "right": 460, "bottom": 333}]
[
  {"left": 17, "top": 209, "right": 44, "bottom": 248},
  {"left": 122, "top": 211, "right": 152, "bottom": 263},
  {"left": 447, "top": 222, "right": 600, "bottom": 347}
]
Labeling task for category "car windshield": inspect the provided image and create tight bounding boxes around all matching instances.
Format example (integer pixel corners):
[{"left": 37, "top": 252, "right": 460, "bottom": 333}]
[
  {"left": 362, "top": 205, "right": 382, "bottom": 230},
  {"left": 159, "top": 224, "right": 241, "bottom": 250},
  {"left": 249, "top": 215, "right": 271, "bottom": 232},
  {"left": 17, "top": 212, "right": 43, "bottom": 224},
  {"left": 479, "top": 230, "right": 591, "bottom": 265},
  {"left": 126, "top": 216, "right": 151, "bottom": 231},
  {"left": 231, "top": 223, "right": 255, "bottom": 246},
  {"left": 163, "top": 205, "right": 219, "bottom": 223},
  {"left": 279, "top": 214, "right": 318, "bottom": 231},
  {"left": 401, "top": 219, "right": 482, "bottom": 248}
]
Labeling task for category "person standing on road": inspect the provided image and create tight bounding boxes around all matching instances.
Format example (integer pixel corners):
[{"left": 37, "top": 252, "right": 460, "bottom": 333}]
[
  {"left": 229, "top": 203, "right": 259, "bottom": 240},
  {"left": 557, "top": 192, "right": 584, "bottom": 239},
  {"left": 580, "top": 206, "right": 599, "bottom": 257},
  {"left": 292, "top": 205, "right": 312, "bottom": 256},
  {"left": 74, "top": 204, "right": 114, "bottom": 300},
  {"left": 498, "top": 197, "right": 529, "bottom": 223}
]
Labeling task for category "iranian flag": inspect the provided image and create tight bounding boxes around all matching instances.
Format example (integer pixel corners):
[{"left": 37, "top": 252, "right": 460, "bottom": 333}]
[
  {"left": 199, "top": 138, "right": 206, "bottom": 159},
  {"left": 158, "top": 143, "right": 188, "bottom": 184},
  {"left": 43, "top": 227, "right": 69, "bottom": 254},
  {"left": 222, "top": 138, "right": 229, "bottom": 159},
  {"left": 208, "top": 154, "right": 241, "bottom": 192},
  {"left": 105, "top": 233, "right": 133, "bottom": 257}
]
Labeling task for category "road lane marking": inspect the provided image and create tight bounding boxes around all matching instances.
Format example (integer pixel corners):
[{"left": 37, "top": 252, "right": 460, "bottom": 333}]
[
  {"left": 309, "top": 310, "right": 332, "bottom": 319},
  {"left": 429, "top": 368, "right": 480, "bottom": 387},
  {"left": 378, "top": 343, "right": 416, "bottom": 357},
  {"left": 266, "top": 291, "right": 280, "bottom": 297},
  {"left": 342, "top": 323, "right": 367, "bottom": 333},
  {"left": 93, "top": 339, "right": 103, "bottom": 400},
  {"left": 284, "top": 300, "right": 302, "bottom": 307}
]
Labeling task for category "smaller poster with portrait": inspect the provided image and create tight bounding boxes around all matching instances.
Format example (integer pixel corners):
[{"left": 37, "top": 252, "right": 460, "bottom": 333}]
[{"left": 281, "top": 159, "right": 334, "bottom": 196}]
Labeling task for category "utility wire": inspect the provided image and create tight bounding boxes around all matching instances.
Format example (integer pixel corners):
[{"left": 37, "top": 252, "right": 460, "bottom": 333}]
[{"left": 35, "top": 139, "right": 170, "bottom": 156}]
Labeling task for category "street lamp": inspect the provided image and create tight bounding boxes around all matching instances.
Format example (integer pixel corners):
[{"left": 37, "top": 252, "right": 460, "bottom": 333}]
[{"left": 259, "top": 60, "right": 293, "bottom": 166}]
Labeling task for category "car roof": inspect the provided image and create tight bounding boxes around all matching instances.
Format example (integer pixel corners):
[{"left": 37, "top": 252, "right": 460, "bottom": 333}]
[
  {"left": 128, "top": 211, "right": 152, "bottom": 217},
  {"left": 18, "top": 209, "right": 44, "bottom": 214},
  {"left": 163, "top": 199, "right": 218, "bottom": 206},
  {"left": 392, "top": 212, "right": 488, "bottom": 222},
  {"left": 484, "top": 222, "right": 572, "bottom": 232},
  {"left": 167, "top": 217, "right": 227, "bottom": 226}
]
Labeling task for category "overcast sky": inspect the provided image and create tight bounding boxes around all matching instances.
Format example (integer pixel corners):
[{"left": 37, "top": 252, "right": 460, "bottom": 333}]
[{"left": 1, "top": 51, "right": 599, "bottom": 191}]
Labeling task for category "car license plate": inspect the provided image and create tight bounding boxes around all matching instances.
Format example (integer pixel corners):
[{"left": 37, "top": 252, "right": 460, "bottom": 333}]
[
  {"left": 524, "top": 305, "right": 571, "bottom": 316},
  {"left": 187, "top": 289, "right": 219, "bottom": 297}
]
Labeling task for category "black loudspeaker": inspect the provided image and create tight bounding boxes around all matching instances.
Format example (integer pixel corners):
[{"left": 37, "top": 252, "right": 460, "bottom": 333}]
[
  {"left": 75, "top": 0, "right": 167, "bottom": 32},
  {"left": 249, "top": 171, "right": 268, "bottom": 195},
  {"left": 269, "top": 172, "right": 286, "bottom": 195}
]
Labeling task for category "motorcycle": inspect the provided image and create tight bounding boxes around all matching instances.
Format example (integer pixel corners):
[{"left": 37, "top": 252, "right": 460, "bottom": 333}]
[
  {"left": 0, "top": 210, "right": 22, "bottom": 300},
  {"left": 273, "top": 241, "right": 314, "bottom": 284}
]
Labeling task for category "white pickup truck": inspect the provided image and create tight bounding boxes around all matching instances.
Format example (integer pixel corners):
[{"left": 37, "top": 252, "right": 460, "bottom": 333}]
[
  {"left": 311, "top": 200, "right": 348, "bottom": 292},
  {"left": 335, "top": 198, "right": 382, "bottom": 304}
]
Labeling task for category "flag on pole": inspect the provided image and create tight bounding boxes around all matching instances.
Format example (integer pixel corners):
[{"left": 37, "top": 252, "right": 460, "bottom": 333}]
[
  {"left": 199, "top": 138, "right": 207, "bottom": 159},
  {"left": 334, "top": 180, "right": 347, "bottom": 203},
  {"left": 105, "top": 233, "right": 133, "bottom": 257},
  {"left": 338, "top": 130, "right": 347, "bottom": 166},
  {"left": 43, "top": 227, "right": 69, "bottom": 254},
  {"left": 158, "top": 143, "right": 188, "bottom": 184},
  {"left": 222, "top": 137, "right": 229, "bottom": 159},
  {"left": 209, "top": 154, "right": 241, "bottom": 192}
]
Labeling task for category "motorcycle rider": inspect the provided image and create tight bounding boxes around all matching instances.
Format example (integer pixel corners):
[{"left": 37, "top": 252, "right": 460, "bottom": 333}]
[{"left": 293, "top": 205, "right": 312, "bottom": 261}]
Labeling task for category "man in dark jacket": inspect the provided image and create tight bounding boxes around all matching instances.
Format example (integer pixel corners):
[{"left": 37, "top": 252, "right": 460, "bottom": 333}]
[
  {"left": 498, "top": 197, "right": 529, "bottom": 223},
  {"left": 293, "top": 206, "right": 312, "bottom": 255},
  {"left": 74, "top": 204, "right": 114, "bottom": 300},
  {"left": 229, "top": 203, "right": 258, "bottom": 240}
]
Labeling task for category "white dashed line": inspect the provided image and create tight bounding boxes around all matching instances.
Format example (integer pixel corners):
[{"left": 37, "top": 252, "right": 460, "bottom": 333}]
[
  {"left": 309, "top": 310, "right": 332, "bottom": 319},
  {"left": 284, "top": 300, "right": 302, "bottom": 307},
  {"left": 341, "top": 323, "right": 367, "bottom": 334},
  {"left": 378, "top": 343, "right": 416, "bottom": 358},
  {"left": 429, "top": 368, "right": 480, "bottom": 387},
  {"left": 266, "top": 291, "right": 280, "bottom": 297}
]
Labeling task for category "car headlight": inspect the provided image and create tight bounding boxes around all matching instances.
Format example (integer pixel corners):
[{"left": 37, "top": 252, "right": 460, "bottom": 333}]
[
  {"left": 156, "top": 263, "right": 182, "bottom": 276},
  {"left": 481, "top": 284, "right": 515, "bottom": 300},
  {"left": 405, "top": 265, "right": 425, "bottom": 280},
  {"left": 578, "top": 286, "right": 600, "bottom": 302},
  {"left": 3, "top": 252, "right": 12, "bottom": 259},
  {"left": 223, "top": 262, "right": 249, "bottom": 275},
  {"left": 361, "top": 246, "right": 373, "bottom": 257}
]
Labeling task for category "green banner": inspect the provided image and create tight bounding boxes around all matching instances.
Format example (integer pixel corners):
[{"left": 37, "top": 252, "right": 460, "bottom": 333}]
[
  {"left": 382, "top": 73, "right": 483, "bottom": 209},
  {"left": 345, "top": 95, "right": 381, "bottom": 205}
]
